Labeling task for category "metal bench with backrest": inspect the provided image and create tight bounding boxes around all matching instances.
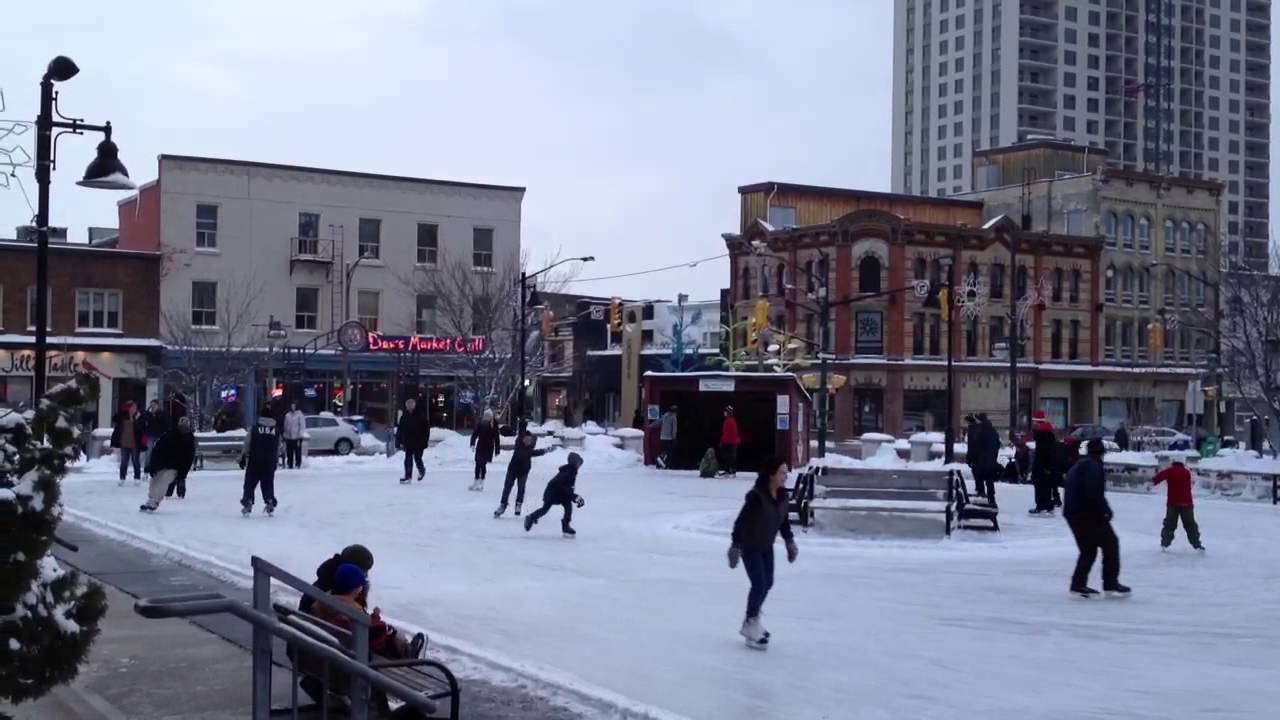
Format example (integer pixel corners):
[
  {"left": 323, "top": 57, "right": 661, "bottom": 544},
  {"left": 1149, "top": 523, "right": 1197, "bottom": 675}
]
[
  {"left": 193, "top": 433, "right": 246, "bottom": 470},
  {"left": 809, "top": 465, "right": 957, "bottom": 536},
  {"left": 951, "top": 469, "right": 1000, "bottom": 531},
  {"left": 787, "top": 469, "right": 816, "bottom": 527}
]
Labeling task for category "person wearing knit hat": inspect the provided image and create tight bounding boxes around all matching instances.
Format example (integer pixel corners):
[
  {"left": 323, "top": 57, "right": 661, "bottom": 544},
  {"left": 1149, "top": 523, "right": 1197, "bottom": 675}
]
[
  {"left": 1029, "top": 409, "right": 1060, "bottom": 516},
  {"left": 299, "top": 544, "right": 375, "bottom": 614},
  {"left": 311, "top": 563, "right": 425, "bottom": 660},
  {"left": 524, "top": 452, "right": 585, "bottom": 537}
]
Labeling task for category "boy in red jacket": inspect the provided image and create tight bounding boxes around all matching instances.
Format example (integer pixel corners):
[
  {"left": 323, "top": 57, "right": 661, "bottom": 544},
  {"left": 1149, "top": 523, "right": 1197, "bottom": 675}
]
[
  {"left": 718, "top": 406, "right": 741, "bottom": 478},
  {"left": 1151, "top": 456, "right": 1205, "bottom": 551}
]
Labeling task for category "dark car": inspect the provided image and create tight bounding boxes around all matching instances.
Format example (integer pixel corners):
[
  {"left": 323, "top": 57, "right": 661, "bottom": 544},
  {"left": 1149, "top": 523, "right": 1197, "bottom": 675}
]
[{"left": 1066, "top": 424, "right": 1111, "bottom": 443}]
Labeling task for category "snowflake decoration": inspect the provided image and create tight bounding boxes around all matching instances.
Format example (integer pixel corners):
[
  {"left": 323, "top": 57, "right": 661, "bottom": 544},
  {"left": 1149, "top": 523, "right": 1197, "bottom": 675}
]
[
  {"left": 955, "top": 275, "right": 988, "bottom": 320},
  {"left": 1015, "top": 274, "right": 1053, "bottom": 326},
  {"left": 1163, "top": 314, "right": 1181, "bottom": 330}
]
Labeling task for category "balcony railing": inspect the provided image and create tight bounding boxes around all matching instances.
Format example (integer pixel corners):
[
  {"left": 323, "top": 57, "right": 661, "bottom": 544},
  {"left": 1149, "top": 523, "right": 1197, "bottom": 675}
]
[{"left": 290, "top": 236, "right": 334, "bottom": 263}]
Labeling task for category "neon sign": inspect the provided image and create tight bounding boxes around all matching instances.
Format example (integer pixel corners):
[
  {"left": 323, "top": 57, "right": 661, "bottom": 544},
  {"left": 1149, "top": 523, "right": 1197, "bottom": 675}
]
[{"left": 366, "top": 332, "right": 487, "bottom": 354}]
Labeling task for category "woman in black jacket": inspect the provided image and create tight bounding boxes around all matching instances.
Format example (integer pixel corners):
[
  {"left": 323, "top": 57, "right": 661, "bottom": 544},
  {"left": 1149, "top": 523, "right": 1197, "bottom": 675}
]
[
  {"left": 495, "top": 430, "right": 548, "bottom": 518},
  {"left": 728, "top": 457, "right": 798, "bottom": 650},
  {"left": 469, "top": 409, "right": 501, "bottom": 489}
]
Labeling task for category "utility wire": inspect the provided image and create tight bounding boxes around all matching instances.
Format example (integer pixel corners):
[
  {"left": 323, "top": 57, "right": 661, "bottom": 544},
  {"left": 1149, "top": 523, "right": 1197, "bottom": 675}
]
[{"left": 566, "top": 253, "right": 728, "bottom": 283}]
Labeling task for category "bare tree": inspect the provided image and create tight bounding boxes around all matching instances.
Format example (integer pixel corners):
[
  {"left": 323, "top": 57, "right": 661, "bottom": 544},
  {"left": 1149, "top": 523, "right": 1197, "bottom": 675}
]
[
  {"left": 1216, "top": 261, "right": 1280, "bottom": 452},
  {"left": 160, "top": 274, "right": 268, "bottom": 430}
]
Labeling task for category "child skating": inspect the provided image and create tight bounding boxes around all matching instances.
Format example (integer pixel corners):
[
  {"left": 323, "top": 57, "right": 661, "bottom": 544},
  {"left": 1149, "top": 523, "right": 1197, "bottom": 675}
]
[
  {"left": 524, "top": 452, "right": 584, "bottom": 538},
  {"left": 240, "top": 406, "right": 280, "bottom": 516},
  {"left": 495, "top": 430, "right": 548, "bottom": 518},
  {"left": 1150, "top": 454, "right": 1205, "bottom": 552},
  {"left": 728, "top": 456, "right": 798, "bottom": 650}
]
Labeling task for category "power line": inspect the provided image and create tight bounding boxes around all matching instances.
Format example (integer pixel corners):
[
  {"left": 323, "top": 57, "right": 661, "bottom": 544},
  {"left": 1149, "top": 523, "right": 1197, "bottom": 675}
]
[{"left": 565, "top": 253, "right": 728, "bottom": 283}]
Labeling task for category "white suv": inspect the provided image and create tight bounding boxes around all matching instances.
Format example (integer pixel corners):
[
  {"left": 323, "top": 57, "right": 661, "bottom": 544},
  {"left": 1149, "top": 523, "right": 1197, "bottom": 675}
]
[{"left": 304, "top": 413, "right": 362, "bottom": 455}]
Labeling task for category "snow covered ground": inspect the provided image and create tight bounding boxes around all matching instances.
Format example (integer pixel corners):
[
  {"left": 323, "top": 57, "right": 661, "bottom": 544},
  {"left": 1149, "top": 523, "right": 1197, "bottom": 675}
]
[{"left": 60, "top": 445, "right": 1279, "bottom": 720}]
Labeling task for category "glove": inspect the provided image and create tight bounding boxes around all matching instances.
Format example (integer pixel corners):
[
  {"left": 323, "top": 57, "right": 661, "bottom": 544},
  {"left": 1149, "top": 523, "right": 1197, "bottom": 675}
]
[
  {"left": 238, "top": 454, "right": 246, "bottom": 470},
  {"left": 727, "top": 546, "right": 740, "bottom": 569},
  {"left": 786, "top": 541, "right": 799, "bottom": 564},
  {"left": 574, "top": 495, "right": 585, "bottom": 509}
]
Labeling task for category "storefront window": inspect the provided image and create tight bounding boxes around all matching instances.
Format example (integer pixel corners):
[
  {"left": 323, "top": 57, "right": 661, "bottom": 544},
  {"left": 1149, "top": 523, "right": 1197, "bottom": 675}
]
[
  {"left": 1040, "top": 398, "right": 1067, "bottom": 430},
  {"left": 0, "top": 376, "right": 33, "bottom": 409}
]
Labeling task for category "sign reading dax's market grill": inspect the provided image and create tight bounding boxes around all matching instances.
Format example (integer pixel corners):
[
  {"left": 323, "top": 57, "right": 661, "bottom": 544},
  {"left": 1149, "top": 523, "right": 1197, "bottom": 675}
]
[{"left": 365, "top": 331, "right": 488, "bottom": 354}]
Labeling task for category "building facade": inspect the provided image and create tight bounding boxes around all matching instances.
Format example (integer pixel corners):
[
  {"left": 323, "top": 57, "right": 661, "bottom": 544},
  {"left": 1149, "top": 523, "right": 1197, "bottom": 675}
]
[
  {"left": 117, "top": 155, "right": 524, "bottom": 426},
  {"left": 727, "top": 181, "right": 1199, "bottom": 439},
  {"left": 890, "top": 0, "right": 1269, "bottom": 269},
  {"left": 0, "top": 238, "right": 163, "bottom": 428}
]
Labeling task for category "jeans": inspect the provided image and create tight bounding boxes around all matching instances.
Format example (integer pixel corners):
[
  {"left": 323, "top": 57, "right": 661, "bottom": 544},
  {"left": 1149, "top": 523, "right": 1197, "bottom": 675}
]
[
  {"left": 1161, "top": 505, "right": 1202, "bottom": 548},
  {"left": 719, "top": 444, "right": 738, "bottom": 475},
  {"left": 403, "top": 447, "right": 425, "bottom": 480},
  {"left": 1068, "top": 515, "right": 1121, "bottom": 590},
  {"left": 475, "top": 460, "right": 488, "bottom": 480},
  {"left": 501, "top": 469, "right": 529, "bottom": 505},
  {"left": 284, "top": 439, "right": 303, "bottom": 469},
  {"left": 242, "top": 472, "right": 277, "bottom": 507},
  {"left": 528, "top": 500, "right": 573, "bottom": 528},
  {"left": 741, "top": 548, "right": 775, "bottom": 620},
  {"left": 118, "top": 447, "right": 141, "bottom": 480}
]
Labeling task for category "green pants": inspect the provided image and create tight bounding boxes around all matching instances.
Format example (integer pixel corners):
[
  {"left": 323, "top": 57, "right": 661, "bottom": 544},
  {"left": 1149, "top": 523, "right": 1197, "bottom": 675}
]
[{"left": 1161, "top": 505, "right": 1202, "bottom": 548}]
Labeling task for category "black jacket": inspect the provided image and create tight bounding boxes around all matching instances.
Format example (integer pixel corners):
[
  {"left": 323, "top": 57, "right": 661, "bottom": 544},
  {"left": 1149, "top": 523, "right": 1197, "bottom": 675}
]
[
  {"left": 969, "top": 420, "right": 1000, "bottom": 474},
  {"left": 243, "top": 417, "right": 280, "bottom": 477},
  {"left": 1031, "top": 427, "right": 1058, "bottom": 477},
  {"left": 542, "top": 463, "right": 580, "bottom": 504},
  {"left": 471, "top": 421, "right": 501, "bottom": 463},
  {"left": 299, "top": 554, "right": 343, "bottom": 614},
  {"left": 148, "top": 429, "right": 196, "bottom": 480},
  {"left": 506, "top": 433, "right": 547, "bottom": 476},
  {"left": 1114, "top": 427, "right": 1130, "bottom": 451},
  {"left": 395, "top": 410, "right": 431, "bottom": 452},
  {"left": 1063, "top": 455, "right": 1111, "bottom": 520},
  {"left": 731, "top": 485, "right": 795, "bottom": 552}
]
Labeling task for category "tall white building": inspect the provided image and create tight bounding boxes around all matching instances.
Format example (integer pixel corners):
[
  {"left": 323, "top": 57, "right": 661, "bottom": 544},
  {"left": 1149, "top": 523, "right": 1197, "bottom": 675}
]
[{"left": 891, "top": 0, "right": 1270, "bottom": 269}]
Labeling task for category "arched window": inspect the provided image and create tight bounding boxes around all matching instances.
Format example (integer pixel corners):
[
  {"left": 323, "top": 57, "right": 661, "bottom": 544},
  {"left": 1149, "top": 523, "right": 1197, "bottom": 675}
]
[
  {"left": 1015, "top": 265, "right": 1028, "bottom": 298},
  {"left": 740, "top": 266, "right": 753, "bottom": 300},
  {"left": 1104, "top": 212, "right": 1118, "bottom": 247},
  {"left": 1052, "top": 267, "right": 1064, "bottom": 302},
  {"left": 759, "top": 265, "right": 771, "bottom": 296},
  {"left": 1194, "top": 223, "right": 1208, "bottom": 256},
  {"left": 1178, "top": 221, "right": 1191, "bottom": 256},
  {"left": 930, "top": 258, "right": 943, "bottom": 287},
  {"left": 1121, "top": 213, "right": 1135, "bottom": 250},
  {"left": 1165, "top": 270, "right": 1176, "bottom": 304},
  {"left": 967, "top": 260, "right": 980, "bottom": 283},
  {"left": 1070, "top": 269, "right": 1081, "bottom": 304},
  {"left": 804, "top": 260, "right": 815, "bottom": 292},
  {"left": 1104, "top": 263, "right": 1117, "bottom": 301},
  {"left": 1138, "top": 267, "right": 1150, "bottom": 305},
  {"left": 1137, "top": 215, "right": 1152, "bottom": 252},
  {"left": 990, "top": 263, "right": 1005, "bottom": 299},
  {"left": 1122, "top": 267, "right": 1134, "bottom": 303},
  {"left": 914, "top": 257, "right": 927, "bottom": 281},
  {"left": 1163, "top": 219, "right": 1176, "bottom": 254},
  {"left": 859, "top": 255, "right": 882, "bottom": 294},
  {"left": 775, "top": 264, "right": 787, "bottom": 296},
  {"left": 1176, "top": 272, "right": 1189, "bottom": 307}
]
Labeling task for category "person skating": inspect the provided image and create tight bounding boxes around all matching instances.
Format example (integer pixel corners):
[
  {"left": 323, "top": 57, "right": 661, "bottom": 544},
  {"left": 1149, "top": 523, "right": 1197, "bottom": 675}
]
[
  {"left": 395, "top": 398, "right": 430, "bottom": 484},
  {"left": 1150, "top": 454, "right": 1204, "bottom": 552},
  {"left": 110, "top": 401, "right": 144, "bottom": 485},
  {"left": 698, "top": 447, "right": 719, "bottom": 478},
  {"left": 657, "top": 405, "right": 678, "bottom": 469},
  {"left": 524, "top": 452, "right": 584, "bottom": 537},
  {"left": 240, "top": 406, "right": 281, "bottom": 516},
  {"left": 140, "top": 417, "right": 196, "bottom": 512},
  {"left": 1063, "top": 438, "right": 1130, "bottom": 598},
  {"left": 299, "top": 544, "right": 375, "bottom": 613},
  {"left": 469, "top": 409, "right": 501, "bottom": 490},
  {"left": 495, "top": 430, "right": 548, "bottom": 518},
  {"left": 718, "top": 406, "right": 741, "bottom": 477},
  {"left": 727, "top": 456, "right": 798, "bottom": 650},
  {"left": 282, "top": 402, "right": 306, "bottom": 469},
  {"left": 1029, "top": 410, "right": 1059, "bottom": 515},
  {"left": 138, "top": 399, "right": 168, "bottom": 477},
  {"left": 972, "top": 413, "right": 1000, "bottom": 504}
]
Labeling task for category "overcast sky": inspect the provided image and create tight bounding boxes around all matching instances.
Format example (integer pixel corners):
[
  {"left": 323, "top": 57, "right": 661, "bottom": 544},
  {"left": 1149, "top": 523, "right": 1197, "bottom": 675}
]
[{"left": 0, "top": 1, "right": 894, "bottom": 300}]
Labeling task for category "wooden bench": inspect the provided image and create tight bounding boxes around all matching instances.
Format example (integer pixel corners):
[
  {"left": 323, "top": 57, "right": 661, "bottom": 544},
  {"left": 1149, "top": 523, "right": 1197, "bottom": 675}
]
[
  {"left": 787, "top": 470, "right": 816, "bottom": 527},
  {"left": 193, "top": 435, "right": 245, "bottom": 470},
  {"left": 273, "top": 602, "right": 460, "bottom": 720},
  {"left": 951, "top": 470, "right": 1000, "bottom": 532},
  {"left": 809, "top": 466, "right": 957, "bottom": 536}
]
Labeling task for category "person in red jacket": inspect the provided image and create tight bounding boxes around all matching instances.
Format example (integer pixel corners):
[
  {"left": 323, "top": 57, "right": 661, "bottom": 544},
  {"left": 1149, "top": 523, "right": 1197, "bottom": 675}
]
[
  {"left": 1151, "top": 455, "right": 1204, "bottom": 551},
  {"left": 719, "top": 406, "right": 741, "bottom": 478}
]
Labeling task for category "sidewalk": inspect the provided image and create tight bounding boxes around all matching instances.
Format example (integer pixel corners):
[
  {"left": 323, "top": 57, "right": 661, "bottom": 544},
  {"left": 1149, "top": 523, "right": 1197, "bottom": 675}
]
[{"left": 0, "top": 521, "right": 591, "bottom": 720}]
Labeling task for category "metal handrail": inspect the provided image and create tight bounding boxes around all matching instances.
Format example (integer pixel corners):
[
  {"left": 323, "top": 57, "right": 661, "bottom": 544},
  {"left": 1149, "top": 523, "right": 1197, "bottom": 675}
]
[{"left": 134, "top": 592, "right": 438, "bottom": 719}]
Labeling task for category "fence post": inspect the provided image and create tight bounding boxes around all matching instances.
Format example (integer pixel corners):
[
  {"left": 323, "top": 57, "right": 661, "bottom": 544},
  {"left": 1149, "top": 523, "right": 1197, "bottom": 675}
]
[
  {"left": 251, "top": 563, "right": 272, "bottom": 720},
  {"left": 351, "top": 622, "right": 370, "bottom": 720},
  {"left": 945, "top": 469, "right": 955, "bottom": 537}
]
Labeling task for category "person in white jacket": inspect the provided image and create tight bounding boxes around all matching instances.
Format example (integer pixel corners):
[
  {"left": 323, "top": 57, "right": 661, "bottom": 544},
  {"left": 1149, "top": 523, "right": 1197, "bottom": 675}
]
[{"left": 283, "top": 403, "right": 306, "bottom": 469}]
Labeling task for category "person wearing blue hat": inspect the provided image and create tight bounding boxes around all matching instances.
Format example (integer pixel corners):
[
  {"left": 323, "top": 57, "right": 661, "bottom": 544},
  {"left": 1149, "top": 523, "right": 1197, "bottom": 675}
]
[{"left": 311, "top": 563, "right": 425, "bottom": 659}]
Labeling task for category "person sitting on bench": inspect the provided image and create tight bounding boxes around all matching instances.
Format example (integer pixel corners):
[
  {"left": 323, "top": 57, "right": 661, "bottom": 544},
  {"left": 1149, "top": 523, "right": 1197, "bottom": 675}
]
[
  {"left": 299, "top": 544, "right": 375, "bottom": 614},
  {"left": 310, "top": 563, "right": 425, "bottom": 660}
]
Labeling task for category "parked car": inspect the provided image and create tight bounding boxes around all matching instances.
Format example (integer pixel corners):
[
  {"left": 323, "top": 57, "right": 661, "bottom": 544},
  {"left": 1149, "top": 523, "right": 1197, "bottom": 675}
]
[
  {"left": 1066, "top": 424, "right": 1112, "bottom": 443},
  {"left": 1129, "top": 426, "right": 1193, "bottom": 451},
  {"left": 304, "top": 413, "right": 362, "bottom": 455}
]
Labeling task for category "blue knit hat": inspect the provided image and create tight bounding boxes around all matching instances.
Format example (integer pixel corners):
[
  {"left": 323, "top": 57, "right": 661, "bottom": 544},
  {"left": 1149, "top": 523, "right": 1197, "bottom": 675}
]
[{"left": 332, "top": 563, "right": 368, "bottom": 595}]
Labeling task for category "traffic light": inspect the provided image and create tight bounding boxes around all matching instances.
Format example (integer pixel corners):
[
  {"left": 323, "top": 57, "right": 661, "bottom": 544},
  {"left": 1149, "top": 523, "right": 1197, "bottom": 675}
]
[
  {"left": 1148, "top": 320, "right": 1164, "bottom": 354},
  {"left": 749, "top": 298, "right": 769, "bottom": 349},
  {"left": 609, "top": 297, "right": 622, "bottom": 331},
  {"left": 541, "top": 308, "right": 554, "bottom": 337}
]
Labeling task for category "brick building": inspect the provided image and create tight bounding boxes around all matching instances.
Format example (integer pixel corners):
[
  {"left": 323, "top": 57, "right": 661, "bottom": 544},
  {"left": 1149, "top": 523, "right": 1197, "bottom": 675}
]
[{"left": 0, "top": 238, "right": 163, "bottom": 427}]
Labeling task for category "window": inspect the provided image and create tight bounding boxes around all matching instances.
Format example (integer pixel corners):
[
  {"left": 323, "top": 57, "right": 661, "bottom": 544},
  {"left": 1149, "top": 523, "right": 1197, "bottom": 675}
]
[
  {"left": 759, "top": 265, "right": 771, "bottom": 296},
  {"left": 1104, "top": 318, "right": 1116, "bottom": 360},
  {"left": 195, "top": 204, "right": 218, "bottom": 249},
  {"left": 1070, "top": 269, "right": 1081, "bottom": 304},
  {"left": 1137, "top": 215, "right": 1151, "bottom": 252},
  {"left": 1104, "top": 264, "right": 1117, "bottom": 302},
  {"left": 930, "top": 259, "right": 943, "bottom": 288},
  {"left": 740, "top": 266, "right": 753, "bottom": 300},
  {"left": 358, "top": 218, "right": 381, "bottom": 260},
  {"left": 914, "top": 257, "right": 927, "bottom": 281},
  {"left": 990, "top": 263, "right": 1005, "bottom": 299},
  {"left": 1138, "top": 268, "right": 1150, "bottom": 306},
  {"left": 967, "top": 261, "right": 979, "bottom": 284},
  {"left": 1137, "top": 316, "right": 1149, "bottom": 360},
  {"left": 989, "top": 317, "right": 1006, "bottom": 354},
  {"left": 294, "top": 287, "right": 319, "bottom": 331},
  {"left": 71, "top": 289, "right": 121, "bottom": 331},
  {"left": 1104, "top": 212, "right": 1118, "bottom": 247},
  {"left": 1194, "top": 223, "right": 1208, "bottom": 256},
  {"left": 1178, "top": 222, "right": 1191, "bottom": 256},
  {"left": 1064, "top": 71, "right": 1077, "bottom": 88},
  {"left": 1052, "top": 268, "right": 1064, "bottom": 302},
  {"left": 1120, "top": 213, "right": 1135, "bottom": 250},
  {"left": 1165, "top": 270, "right": 1176, "bottom": 305},
  {"left": 913, "top": 312, "right": 926, "bottom": 356},
  {"left": 1051, "top": 319, "right": 1063, "bottom": 360},
  {"left": 1015, "top": 265, "right": 1027, "bottom": 299},
  {"left": 928, "top": 314, "right": 941, "bottom": 356},
  {"left": 1163, "top": 220, "right": 1176, "bottom": 254},
  {"left": 775, "top": 265, "right": 786, "bottom": 297},
  {"left": 297, "top": 212, "right": 321, "bottom": 255},
  {"left": 415, "top": 294, "right": 436, "bottom": 334},
  {"left": 357, "top": 290, "right": 380, "bottom": 332},
  {"left": 859, "top": 256, "right": 882, "bottom": 294},
  {"left": 472, "top": 296, "right": 490, "bottom": 335},
  {"left": 472, "top": 227, "right": 495, "bottom": 269},
  {"left": 1121, "top": 267, "right": 1134, "bottom": 304},
  {"left": 25, "top": 286, "right": 51, "bottom": 330},
  {"left": 191, "top": 282, "right": 217, "bottom": 328},
  {"left": 767, "top": 206, "right": 797, "bottom": 227},
  {"left": 416, "top": 223, "right": 439, "bottom": 265},
  {"left": 1069, "top": 320, "right": 1080, "bottom": 360}
]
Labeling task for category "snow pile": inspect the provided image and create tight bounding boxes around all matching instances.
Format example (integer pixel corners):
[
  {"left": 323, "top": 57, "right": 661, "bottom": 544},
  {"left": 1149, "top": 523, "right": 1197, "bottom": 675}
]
[
  {"left": 354, "top": 433, "right": 385, "bottom": 456},
  {"left": 1103, "top": 451, "right": 1160, "bottom": 467},
  {"left": 859, "top": 432, "right": 896, "bottom": 442},
  {"left": 556, "top": 428, "right": 586, "bottom": 440},
  {"left": 580, "top": 421, "right": 607, "bottom": 435},
  {"left": 1198, "top": 450, "right": 1280, "bottom": 475},
  {"left": 609, "top": 428, "right": 645, "bottom": 438},
  {"left": 585, "top": 434, "right": 621, "bottom": 449},
  {"left": 909, "top": 432, "right": 945, "bottom": 443},
  {"left": 537, "top": 419, "right": 565, "bottom": 433}
]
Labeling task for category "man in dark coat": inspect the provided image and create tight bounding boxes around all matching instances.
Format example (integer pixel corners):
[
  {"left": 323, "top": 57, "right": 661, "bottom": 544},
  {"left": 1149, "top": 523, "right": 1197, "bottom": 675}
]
[
  {"left": 240, "top": 407, "right": 281, "bottom": 515},
  {"left": 140, "top": 417, "right": 196, "bottom": 511},
  {"left": 524, "top": 452, "right": 584, "bottom": 537},
  {"left": 469, "top": 409, "right": 501, "bottom": 489},
  {"left": 1063, "top": 439, "right": 1129, "bottom": 597},
  {"left": 1113, "top": 423, "right": 1130, "bottom": 452},
  {"left": 974, "top": 413, "right": 1000, "bottom": 503},
  {"left": 495, "top": 431, "right": 549, "bottom": 517},
  {"left": 395, "top": 398, "right": 430, "bottom": 484},
  {"left": 1030, "top": 410, "right": 1059, "bottom": 515}
]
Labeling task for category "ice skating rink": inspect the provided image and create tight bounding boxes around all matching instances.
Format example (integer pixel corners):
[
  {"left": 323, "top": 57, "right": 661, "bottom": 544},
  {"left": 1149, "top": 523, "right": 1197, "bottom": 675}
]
[{"left": 63, "top": 440, "right": 1280, "bottom": 720}]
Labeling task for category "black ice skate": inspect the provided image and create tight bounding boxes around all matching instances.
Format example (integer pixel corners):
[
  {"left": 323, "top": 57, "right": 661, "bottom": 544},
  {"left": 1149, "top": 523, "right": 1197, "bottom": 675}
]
[
  {"left": 400, "top": 477, "right": 411, "bottom": 485},
  {"left": 562, "top": 524, "right": 576, "bottom": 539},
  {"left": 523, "top": 515, "right": 535, "bottom": 532},
  {"left": 139, "top": 504, "right": 155, "bottom": 513},
  {"left": 1069, "top": 586, "right": 1100, "bottom": 599},
  {"left": 417, "top": 470, "right": 425, "bottom": 482},
  {"left": 514, "top": 502, "right": 523, "bottom": 516},
  {"left": 494, "top": 503, "right": 507, "bottom": 519},
  {"left": 1103, "top": 583, "right": 1131, "bottom": 598},
  {"left": 265, "top": 499, "right": 277, "bottom": 516},
  {"left": 241, "top": 502, "right": 252, "bottom": 516}
]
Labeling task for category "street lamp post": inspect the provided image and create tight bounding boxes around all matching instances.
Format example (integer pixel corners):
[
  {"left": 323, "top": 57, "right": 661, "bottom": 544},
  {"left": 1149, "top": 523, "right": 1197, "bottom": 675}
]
[
  {"left": 517, "top": 256, "right": 594, "bottom": 429},
  {"left": 33, "top": 55, "right": 135, "bottom": 397},
  {"left": 341, "top": 253, "right": 374, "bottom": 413}
]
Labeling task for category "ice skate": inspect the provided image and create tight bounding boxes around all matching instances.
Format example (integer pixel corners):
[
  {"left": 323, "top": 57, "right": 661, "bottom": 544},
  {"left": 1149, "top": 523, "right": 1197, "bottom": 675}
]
[
  {"left": 417, "top": 470, "right": 425, "bottom": 482},
  {"left": 1194, "top": 545, "right": 1206, "bottom": 553},
  {"left": 739, "top": 618, "right": 768, "bottom": 650},
  {"left": 400, "top": 477, "right": 411, "bottom": 485},
  {"left": 265, "top": 499, "right": 277, "bottom": 516},
  {"left": 655, "top": 455, "right": 666, "bottom": 469},
  {"left": 514, "top": 502, "right": 523, "bottom": 516},
  {"left": 562, "top": 524, "right": 577, "bottom": 539},
  {"left": 494, "top": 503, "right": 507, "bottom": 518},
  {"left": 241, "top": 502, "right": 252, "bottom": 516},
  {"left": 468, "top": 480, "right": 483, "bottom": 492},
  {"left": 743, "top": 635, "right": 769, "bottom": 651},
  {"left": 118, "top": 478, "right": 126, "bottom": 487},
  {"left": 523, "top": 515, "right": 535, "bottom": 532},
  {"left": 1069, "top": 586, "right": 1099, "bottom": 599},
  {"left": 139, "top": 503, "right": 155, "bottom": 513},
  {"left": 1103, "top": 583, "right": 1131, "bottom": 598}
]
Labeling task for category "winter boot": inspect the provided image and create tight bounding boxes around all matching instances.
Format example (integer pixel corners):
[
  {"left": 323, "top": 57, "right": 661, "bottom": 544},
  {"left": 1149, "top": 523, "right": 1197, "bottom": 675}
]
[
  {"left": 514, "top": 502, "right": 523, "bottom": 516},
  {"left": 1103, "top": 583, "right": 1131, "bottom": 598},
  {"left": 1069, "top": 585, "right": 1100, "bottom": 599},
  {"left": 241, "top": 501, "right": 253, "bottom": 516},
  {"left": 417, "top": 470, "right": 425, "bottom": 482},
  {"left": 139, "top": 503, "right": 156, "bottom": 512},
  {"left": 494, "top": 503, "right": 507, "bottom": 519},
  {"left": 562, "top": 523, "right": 576, "bottom": 539},
  {"left": 523, "top": 515, "right": 535, "bottom": 532}
]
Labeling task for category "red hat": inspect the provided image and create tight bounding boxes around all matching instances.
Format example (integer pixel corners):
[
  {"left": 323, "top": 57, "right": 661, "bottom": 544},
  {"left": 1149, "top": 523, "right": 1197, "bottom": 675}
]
[{"left": 1033, "top": 409, "right": 1047, "bottom": 420}]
